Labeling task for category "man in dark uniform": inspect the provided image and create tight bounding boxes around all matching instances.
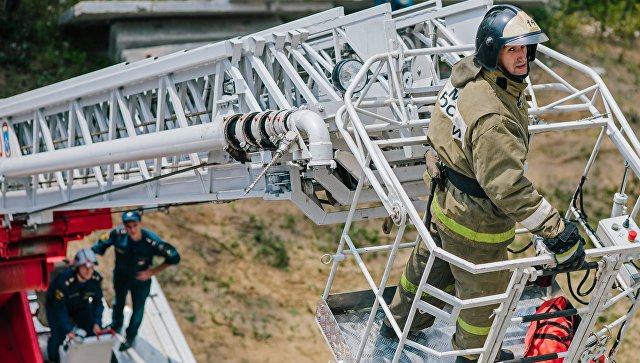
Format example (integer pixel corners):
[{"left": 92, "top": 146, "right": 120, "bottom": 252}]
[
  {"left": 92, "top": 210, "right": 181, "bottom": 351},
  {"left": 45, "top": 248, "right": 104, "bottom": 363}
]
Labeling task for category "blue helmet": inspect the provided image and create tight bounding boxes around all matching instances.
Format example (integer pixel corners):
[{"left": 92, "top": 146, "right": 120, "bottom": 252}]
[{"left": 121, "top": 210, "right": 142, "bottom": 223}]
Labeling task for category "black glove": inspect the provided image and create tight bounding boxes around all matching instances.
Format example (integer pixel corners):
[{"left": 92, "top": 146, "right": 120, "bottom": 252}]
[{"left": 543, "top": 219, "right": 586, "bottom": 270}]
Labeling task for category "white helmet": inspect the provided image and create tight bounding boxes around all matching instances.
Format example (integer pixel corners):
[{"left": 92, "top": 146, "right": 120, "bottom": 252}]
[{"left": 73, "top": 248, "right": 98, "bottom": 269}]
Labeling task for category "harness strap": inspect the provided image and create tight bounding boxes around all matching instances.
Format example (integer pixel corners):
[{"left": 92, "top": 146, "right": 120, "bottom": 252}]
[
  {"left": 442, "top": 165, "right": 489, "bottom": 199},
  {"left": 425, "top": 179, "right": 437, "bottom": 228},
  {"left": 532, "top": 333, "right": 570, "bottom": 348},
  {"left": 537, "top": 321, "right": 573, "bottom": 336}
]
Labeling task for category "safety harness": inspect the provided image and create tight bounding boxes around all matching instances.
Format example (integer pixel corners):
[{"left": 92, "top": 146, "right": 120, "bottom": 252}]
[
  {"left": 423, "top": 153, "right": 488, "bottom": 228},
  {"left": 441, "top": 165, "right": 488, "bottom": 199}
]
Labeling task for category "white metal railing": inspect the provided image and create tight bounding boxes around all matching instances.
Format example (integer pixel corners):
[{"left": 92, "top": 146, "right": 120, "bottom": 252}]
[{"left": 321, "top": 12, "right": 640, "bottom": 362}]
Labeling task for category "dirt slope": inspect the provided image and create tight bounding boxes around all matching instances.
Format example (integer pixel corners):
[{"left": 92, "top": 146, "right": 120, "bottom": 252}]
[{"left": 69, "top": 201, "right": 411, "bottom": 362}]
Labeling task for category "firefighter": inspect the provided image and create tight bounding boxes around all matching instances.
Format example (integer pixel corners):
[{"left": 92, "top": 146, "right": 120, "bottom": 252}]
[
  {"left": 380, "top": 5, "right": 586, "bottom": 362},
  {"left": 92, "top": 210, "right": 181, "bottom": 351},
  {"left": 45, "top": 248, "right": 104, "bottom": 363}
]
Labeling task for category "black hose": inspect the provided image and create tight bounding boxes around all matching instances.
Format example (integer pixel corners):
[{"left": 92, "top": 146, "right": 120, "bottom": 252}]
[
  {"left": 576, "top": 268, "right": 596, "bottom": 296},
  {"left": 508, "top": 241, "right": 532, "bottom": 254},
  {"left": 608, "top": 288, "right": 640, "bottom": 358},
  {"left": 567, "top": 268, "right": 596, "bottom": 305},
  {"left": 424, "top": 179, "right": 437, "bottom": 228},
  {"left": 579, "top": 176, "right": 587, "bottom": 220},
  {"left": 538, "top": 261, "right": 599, "bottom": 276},
  {"left": 571, "top": 175, "right": 588, "bottom": 220}
]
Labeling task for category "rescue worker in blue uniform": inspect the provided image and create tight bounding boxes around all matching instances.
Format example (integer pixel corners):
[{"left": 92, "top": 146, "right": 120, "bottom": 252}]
[
  {"left": 45, "top": 248, "right": 104, "bottom": 363},
  {"left": 91, "top": 210, "right": 181, "bottom": 351}
]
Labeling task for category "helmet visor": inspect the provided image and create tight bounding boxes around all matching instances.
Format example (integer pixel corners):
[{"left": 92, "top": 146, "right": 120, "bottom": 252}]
[{"left": 505, "top": 31, "right": 549, "bottom": 46}]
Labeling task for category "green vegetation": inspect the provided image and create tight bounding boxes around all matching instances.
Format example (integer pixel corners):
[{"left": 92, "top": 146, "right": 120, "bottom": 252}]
[
  {"left": 0, "top": 0, "right": 110, "bottom": 98},
  {"left": 532, "top": 0, "right": 640, "bottom": 45},
  {"left": 350, "top": 224, "right": 382, "bottom": 246},
  {"left": 185, "top": 313, "right": 197, "bottom": 323},
  {"left": 244, "top": 214, "right": 290, "bottom": 269},
  {"left": 279, "top": 213, "right": 297, "bottom": 230},
  {"left": 530, "top": 1, "right": 640, "bottom": 126},
  {"left": 558, "top": 0, "right": 639, "bottom": 41}
]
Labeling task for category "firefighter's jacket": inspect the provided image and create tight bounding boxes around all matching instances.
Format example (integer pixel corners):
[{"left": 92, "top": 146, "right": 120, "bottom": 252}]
[
  {"left": 427, "top": 55, "right": 564, "bottom": 243},
  {"left": 92, "top": 227, "right": 181, "bottom": 283},
  {"left": 45, "top": 267, "right": 104, "bottom": 334}
]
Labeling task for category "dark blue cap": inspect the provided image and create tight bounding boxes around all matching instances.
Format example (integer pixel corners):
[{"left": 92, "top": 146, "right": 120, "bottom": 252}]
[{"left": 121, "top": 210, "right": 142, "bottom": 223}]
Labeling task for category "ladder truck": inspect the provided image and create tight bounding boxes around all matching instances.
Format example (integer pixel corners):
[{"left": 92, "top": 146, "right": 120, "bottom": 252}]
[{"left": 1, "top": 1, "right": 640, "bottom": 362}]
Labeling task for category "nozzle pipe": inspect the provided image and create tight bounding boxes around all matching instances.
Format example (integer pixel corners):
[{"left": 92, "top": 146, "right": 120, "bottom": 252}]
[{"left": 224, "top": 109, "right": 333, "bottom": 166}]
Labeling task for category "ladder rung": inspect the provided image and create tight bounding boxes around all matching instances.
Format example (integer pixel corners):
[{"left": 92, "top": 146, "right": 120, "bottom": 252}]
[
  {"left": 373, "top": 136, "right": 427, "bottom": 147},
  {"left": 416, "top": 300, "right": 454, "bottom": 324},
  {"left": 405, "top": 84, "right": 444, "bottom": 95}
]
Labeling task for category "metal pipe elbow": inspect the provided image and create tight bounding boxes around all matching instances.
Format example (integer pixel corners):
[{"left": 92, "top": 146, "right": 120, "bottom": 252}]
[{"left": 288, "top": 110, "right": 334, "bottom": 167}]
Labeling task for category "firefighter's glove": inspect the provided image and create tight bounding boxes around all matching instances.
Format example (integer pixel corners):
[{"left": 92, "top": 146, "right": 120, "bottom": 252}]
[
  {"left": 543, "top": 219, "right": 586, "bottom": 270},
  {"left": 424, "top": 149, "right": 445, "bottom": 191}
]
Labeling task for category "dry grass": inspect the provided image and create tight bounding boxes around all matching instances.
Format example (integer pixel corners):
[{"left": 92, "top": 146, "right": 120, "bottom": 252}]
[{"left": 68, "top": 201, "right": 411, "bottom": 362}]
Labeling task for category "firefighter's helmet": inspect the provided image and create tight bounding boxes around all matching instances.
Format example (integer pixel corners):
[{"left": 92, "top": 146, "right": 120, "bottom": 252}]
[
  {"left": 474, "top": 5, "right": 548, "bottom": 70},
  {"left": 73, "top": 248, "right": 98, "bottom": 268}
]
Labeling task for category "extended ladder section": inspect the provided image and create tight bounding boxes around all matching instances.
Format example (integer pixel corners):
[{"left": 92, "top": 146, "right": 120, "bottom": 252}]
[
  {"left": 0, "top": 0, "right": 500, "bottom": 226},
  {"left": 0, "top": 1, "right": 490, "bottom": 226},
  {"left": 2, "top": 0, "right": 640, "bottom": 362}
]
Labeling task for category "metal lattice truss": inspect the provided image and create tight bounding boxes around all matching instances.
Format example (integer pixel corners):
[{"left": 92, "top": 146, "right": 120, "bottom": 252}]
[
  {"left": 0, "top": 0, "right": 498, "bottom": 224},
  {"left": 0, "top": 1, "right": 487, "bottom": 222}
]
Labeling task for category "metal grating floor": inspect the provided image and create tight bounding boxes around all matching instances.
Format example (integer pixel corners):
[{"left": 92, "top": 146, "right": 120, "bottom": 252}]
[{"left": 328, "top": 286, "right": 551, "bottom": 362}]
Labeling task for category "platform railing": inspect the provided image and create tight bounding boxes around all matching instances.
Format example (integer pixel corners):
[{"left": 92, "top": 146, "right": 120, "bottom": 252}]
[{"left": 319, "top": 32, "right": 640, "bottom": 361}]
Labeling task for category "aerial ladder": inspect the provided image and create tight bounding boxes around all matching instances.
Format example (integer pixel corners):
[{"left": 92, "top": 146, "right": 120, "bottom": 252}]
[{"left": 1, "top": 0, "right": 640, "bottom": 362}]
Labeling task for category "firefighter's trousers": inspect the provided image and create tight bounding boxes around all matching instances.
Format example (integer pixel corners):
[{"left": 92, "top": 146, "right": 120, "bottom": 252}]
[{"left": 384, "top": 222, "right": 511, "bottom": 351}]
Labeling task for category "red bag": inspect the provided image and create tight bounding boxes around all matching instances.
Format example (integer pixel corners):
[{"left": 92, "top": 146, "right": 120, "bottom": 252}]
[{"left": 524, "top": 296, "right": 579, "bottom": 363}]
